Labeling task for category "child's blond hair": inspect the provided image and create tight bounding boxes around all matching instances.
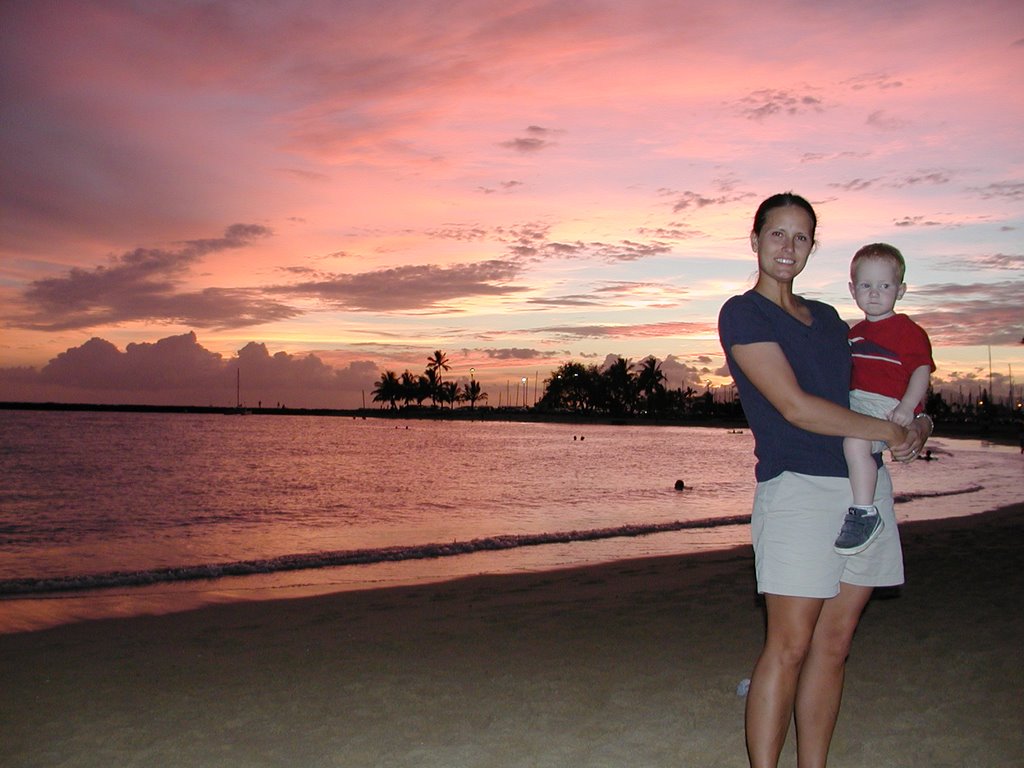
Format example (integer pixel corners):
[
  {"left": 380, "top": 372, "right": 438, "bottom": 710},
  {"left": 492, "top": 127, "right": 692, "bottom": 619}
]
[{"left": 851, "top": 243, "right": 906, "bottom": 283}]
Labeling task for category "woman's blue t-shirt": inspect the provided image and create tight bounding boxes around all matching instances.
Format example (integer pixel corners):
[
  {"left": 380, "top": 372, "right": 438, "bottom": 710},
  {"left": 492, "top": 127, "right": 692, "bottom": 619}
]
[{"left": 718, "top": 290, "right": 852, "bottom": 482}]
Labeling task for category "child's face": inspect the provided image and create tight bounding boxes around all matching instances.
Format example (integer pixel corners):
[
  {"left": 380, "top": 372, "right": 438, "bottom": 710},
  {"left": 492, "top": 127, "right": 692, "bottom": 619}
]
[{"left": 849, "top": 257, "right": 905, "bottom": 321}]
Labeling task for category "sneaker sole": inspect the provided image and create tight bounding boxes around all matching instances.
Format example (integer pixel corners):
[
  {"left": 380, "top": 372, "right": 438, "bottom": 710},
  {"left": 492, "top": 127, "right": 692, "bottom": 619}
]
[{"left": 833, "top": 516, "right": 885, "bottom": 555}]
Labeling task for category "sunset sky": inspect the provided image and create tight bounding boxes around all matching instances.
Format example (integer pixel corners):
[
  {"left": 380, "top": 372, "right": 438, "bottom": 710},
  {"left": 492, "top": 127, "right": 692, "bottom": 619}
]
[{"left": 2, "top": 0, "right": 1022, "bottom": 409}]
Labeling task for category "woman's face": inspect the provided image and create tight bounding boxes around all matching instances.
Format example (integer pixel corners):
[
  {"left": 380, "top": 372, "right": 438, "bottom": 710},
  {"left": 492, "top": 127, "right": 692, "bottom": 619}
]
[{"left": 750, "top": 205, "right": 815, "bottom": 285}]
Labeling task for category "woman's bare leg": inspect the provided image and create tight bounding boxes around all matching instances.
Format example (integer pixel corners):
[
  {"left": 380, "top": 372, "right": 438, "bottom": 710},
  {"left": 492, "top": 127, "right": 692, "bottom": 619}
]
[
  {"left": 746, "top": 594, "right": 824, "bottom": 768},
  {"left": 793, "top": 583, "right": 874, "bottom": 768}
]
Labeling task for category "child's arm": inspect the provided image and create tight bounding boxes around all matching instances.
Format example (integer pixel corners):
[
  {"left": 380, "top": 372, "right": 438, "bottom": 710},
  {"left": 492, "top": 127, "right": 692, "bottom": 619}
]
[{"left": 889, "top": 364, "right": 931, "bottom": 426}]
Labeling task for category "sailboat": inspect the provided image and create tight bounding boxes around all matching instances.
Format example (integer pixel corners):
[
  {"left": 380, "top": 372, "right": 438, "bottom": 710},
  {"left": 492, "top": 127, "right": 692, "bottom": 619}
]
[{"left": 233, "top": 368, "right": 250, "bottom": 415}]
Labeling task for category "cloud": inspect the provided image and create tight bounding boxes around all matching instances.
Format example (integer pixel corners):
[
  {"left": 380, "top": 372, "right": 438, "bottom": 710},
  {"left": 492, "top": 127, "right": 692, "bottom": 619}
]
[
  {"left": 6, "top": 224, "right": 295, "bottom": 331},
  {"left": 865, "top": 110, "right": 907, "bottom": 131},
  {"left": 843, "top": 74, "right": 904, "bottom": 91},
  {"left": 736, "top": 88, "right": 826, "bottom": 120},
  {"left": 936, "top": 253, "right": 1024, "bottom": 271},
  {"left": 590, "top": 240, "right": 673, "bottom": 262},
  {"left": 969, "top": 182, "right": 1024, "bottom": 201},
  {"left": 532, "top": 321, "right": 713, "bottom": 340},
  {"left": 499, "top": 125, "right": 561, "bottom": 153},
  {"left": 635, "top": 226, "right": 704, "bottom": 240},
  {"left": 272, "top": 260, "right": 527, "bottom": 312},
  {"left": 40, "top": 333, "right": 224, "bottom": 389},
  {"left": 661, "top": 187, "right": 754, "bottom": 215},
  {"left": 528, "top": 294, "right": 604, "bottom": 308},
  {"left": 910, "top": 280, "right": 1024, "bottom": 346},
  {"left": 426, "top": 225, "right": 490, "bottom": 241},
  {"left": 483, "top": 348, "right": 551, "bottom": 360},
  {"left": 830, "top": 178, "right": 880, "bottom": 192},
  {"left": 0, "top": 332, "right": 379, "bottom": 408},
  {"left": 892, "top": 171, "right": 953, "bottom": 187},
  {"left": 527, "top": 280, "right": 687, "bottom": 310},
  {"left": 658, "top": 354, "right": 715, "bottom": 390},
  {"left": 494, "top": 222, "right": 672, "bottom": 264},
  {"left": 477, "top": 180, "right": 524, "bottom": 194},
  {"left": 893, "top": 216, "right": 946, "bottom": 228}
]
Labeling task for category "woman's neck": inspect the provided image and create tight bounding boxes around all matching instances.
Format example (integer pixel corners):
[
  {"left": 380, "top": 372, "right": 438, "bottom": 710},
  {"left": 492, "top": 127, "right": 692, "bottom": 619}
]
[
  {"left": 754, "top": 278, "right": 812, "bottom": 324},
  {"left": 753, "top": 276, "right": 796, "bottom": 307}
]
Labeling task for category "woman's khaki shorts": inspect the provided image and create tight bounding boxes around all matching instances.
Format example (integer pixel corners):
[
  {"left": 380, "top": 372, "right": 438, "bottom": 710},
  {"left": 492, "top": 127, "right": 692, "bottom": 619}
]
[{"left": 751, "top": 469, "right": 904, "bottom": 598}]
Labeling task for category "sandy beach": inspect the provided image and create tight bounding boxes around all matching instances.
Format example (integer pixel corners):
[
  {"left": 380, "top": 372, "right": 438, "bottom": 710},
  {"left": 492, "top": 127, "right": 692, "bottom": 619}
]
[{"left": 2, "top": 504, "right": 1022, "bottom": 768}]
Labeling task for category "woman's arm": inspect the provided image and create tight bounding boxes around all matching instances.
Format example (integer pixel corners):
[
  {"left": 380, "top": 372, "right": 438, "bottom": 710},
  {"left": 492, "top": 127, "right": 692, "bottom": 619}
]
[
  {"left": 890, "top": 412, "right": 932, "bottom": 462},
  {"left": 730, "top": 341, "right": 906, "bottom": 444}
]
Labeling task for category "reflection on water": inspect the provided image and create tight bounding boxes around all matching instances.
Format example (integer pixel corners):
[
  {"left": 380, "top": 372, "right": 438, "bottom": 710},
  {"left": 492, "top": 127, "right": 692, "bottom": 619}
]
[
  {"left": 0, "top": 409, "right": 1019, "bottom": 632},
  {"left": 0, "top": 411, "right": 760, "bottom": 580}
]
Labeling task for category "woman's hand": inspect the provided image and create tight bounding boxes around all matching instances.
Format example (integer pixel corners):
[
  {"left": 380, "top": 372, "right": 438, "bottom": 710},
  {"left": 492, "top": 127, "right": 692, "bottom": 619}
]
[{"left": 889, "top": 414, "right": 932, "bottom": 462}]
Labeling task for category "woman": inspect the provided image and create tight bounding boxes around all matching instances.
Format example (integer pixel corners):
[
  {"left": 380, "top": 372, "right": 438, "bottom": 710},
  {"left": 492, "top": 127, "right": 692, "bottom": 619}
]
[{"left": 718, "top": 193, "right": 931, "bottom": 768}]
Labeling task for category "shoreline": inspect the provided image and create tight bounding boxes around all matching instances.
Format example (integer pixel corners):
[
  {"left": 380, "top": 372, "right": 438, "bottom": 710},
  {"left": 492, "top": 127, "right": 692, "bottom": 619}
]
[
  {"left": 0, "top": 474, "right": 1018, "bottom": 636},
  {"left": 3, "top": 399, "right": 1020, "bottom": 446},
  {"left": 2, "top": 503, "right": 1021, "bottom": 766}
]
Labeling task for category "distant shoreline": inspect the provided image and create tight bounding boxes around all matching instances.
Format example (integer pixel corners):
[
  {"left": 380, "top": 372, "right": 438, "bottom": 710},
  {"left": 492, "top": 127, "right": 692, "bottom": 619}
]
[{"left": 2, "top": 399, "right": 1019, "bottom": 446}]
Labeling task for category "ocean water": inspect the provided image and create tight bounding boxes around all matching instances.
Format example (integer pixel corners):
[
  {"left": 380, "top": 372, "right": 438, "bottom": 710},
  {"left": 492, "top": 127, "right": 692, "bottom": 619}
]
[{"left": 0, "top": 409, "right": 1020, "bottom": 633}]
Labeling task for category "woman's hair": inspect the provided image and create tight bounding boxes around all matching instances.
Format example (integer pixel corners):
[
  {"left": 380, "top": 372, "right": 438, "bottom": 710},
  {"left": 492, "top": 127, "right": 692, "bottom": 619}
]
[{"left": 752, "top": 192, "right": 817, "bottom": 238}]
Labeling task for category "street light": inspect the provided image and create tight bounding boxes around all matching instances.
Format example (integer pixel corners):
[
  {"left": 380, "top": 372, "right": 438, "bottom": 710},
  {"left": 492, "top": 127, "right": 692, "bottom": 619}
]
[{"left": 521, "top": 377, "right": 528, "bottom": 408}]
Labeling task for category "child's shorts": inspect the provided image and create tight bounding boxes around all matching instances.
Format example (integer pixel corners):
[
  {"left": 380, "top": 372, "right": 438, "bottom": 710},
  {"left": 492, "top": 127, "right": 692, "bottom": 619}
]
[
  {"left": 751, "top": 469, "right": 904, "bottom": 598},
  {"left": 849, "top": 389, "right": 901, "bottom": 454}
]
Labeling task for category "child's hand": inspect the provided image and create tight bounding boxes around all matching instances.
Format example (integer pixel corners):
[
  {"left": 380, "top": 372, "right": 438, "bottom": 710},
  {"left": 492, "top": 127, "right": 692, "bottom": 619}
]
[{"left": 887, "top": 406, "right": 915, "bottom": 427}]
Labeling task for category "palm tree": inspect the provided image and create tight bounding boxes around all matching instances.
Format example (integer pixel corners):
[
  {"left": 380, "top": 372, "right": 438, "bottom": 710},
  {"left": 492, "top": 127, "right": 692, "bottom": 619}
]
[
  {"left": 426, "top": 350, "right": 450, "bottom": 385},
  {"left": 424, "top": 350, "right": 450, "bottom": 408},
  {"left": 371, "top": 370, "right": 401, "bottom": 409},
  {"left": 423, "top": 367, "right": 440, "bottom": 406},
  {"left": 438, "top": 380, "right": 460, "bottom": 409},
  {"left": 399, "top": 370, "right": 418, "bottom": 407},
  {"left": 636, "top": 356, "right": 667, "bottom": 415},
  {"left": 415, "top": 373, "right": 433, "bottom": 406},
  {"left": 463, "top": 379, "right": 485, "bottom": 409},
  {"left": 537, "top": 361, "right": 598, "bottom": 413},
  {"left": 603, "top": 356, "right": 636, "bottom": 415}
]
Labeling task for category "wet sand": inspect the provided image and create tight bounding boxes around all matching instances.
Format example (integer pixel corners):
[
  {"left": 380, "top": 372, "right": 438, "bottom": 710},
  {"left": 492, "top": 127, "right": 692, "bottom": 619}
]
[{"left": 1, "top": 504, "right": 1021, "bottom": 767}]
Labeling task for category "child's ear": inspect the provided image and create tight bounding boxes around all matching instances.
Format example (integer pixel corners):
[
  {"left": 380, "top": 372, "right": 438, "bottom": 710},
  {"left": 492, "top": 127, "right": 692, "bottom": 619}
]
[
  {"left": 897, "top": 283, "right": 907, "bottom": 300},
  {"left": 848, "top": 281, "right": 856, "bottom": 299}
]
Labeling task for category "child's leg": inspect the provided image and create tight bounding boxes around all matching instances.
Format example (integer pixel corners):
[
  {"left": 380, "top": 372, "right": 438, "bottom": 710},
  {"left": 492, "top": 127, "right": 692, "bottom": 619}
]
[
  {"left": 836, "top": 436, "right": 886, "bottom": 554},
  {"left": 843, "top": 436, "right": 878, "bottom": 508}
]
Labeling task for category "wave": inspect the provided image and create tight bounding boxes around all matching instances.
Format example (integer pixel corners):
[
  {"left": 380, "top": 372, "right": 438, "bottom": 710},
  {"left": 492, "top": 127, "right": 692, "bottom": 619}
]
[
  {"left": 0, "top": 515, "right": 753, "bottom": 596},
  {"left": 892, "top": 484, "right": 983, "bottom": 504},
  {"left": 0, "top": 484, "right": 986, "bottom": 597}
]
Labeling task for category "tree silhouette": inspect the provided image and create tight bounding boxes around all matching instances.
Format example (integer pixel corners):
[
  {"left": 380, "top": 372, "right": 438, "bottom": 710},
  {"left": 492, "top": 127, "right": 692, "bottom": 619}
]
[
  {"left": 371, "top": 370, "right": 401, "bottom": 409},
  {"left": 603, "top": 356, "right": 636, "bottom": 415},
  {"left": 423, "top": 367, "right": 440, "bottom": 406},
  {"left": 399, "top": 370, "right": 418, "bottom": 407},
  {"left": 423, "top": 350, "right": 450, "bottom": 407},
  {"left": 427, "top": 350, "right": 450, "bottom": 381},
  {"left": 415, "top": 373, "right": 432, "bottom": 406},
  {"left": 463, "top": 378, "right": 486, "bottom": 409},
  {"left": 438, "top": 380, "right": 460, "bottom": 409},
  {"left": 537, "top": 361, "right": 600, "bottom": 412},
  {"left": 636, "top": 356, "right": 667, "bottom": 415}
]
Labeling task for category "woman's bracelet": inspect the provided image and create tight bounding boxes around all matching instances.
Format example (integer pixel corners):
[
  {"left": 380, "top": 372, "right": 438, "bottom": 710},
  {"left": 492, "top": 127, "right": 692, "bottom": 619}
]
[{"left": 914, "top": 412, "right": 934, "bottom": 437}]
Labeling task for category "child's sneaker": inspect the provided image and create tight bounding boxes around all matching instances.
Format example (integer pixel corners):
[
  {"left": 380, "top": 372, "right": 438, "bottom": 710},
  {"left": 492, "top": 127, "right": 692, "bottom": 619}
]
[{"left": 833, "top": 506, "right": 884, "bottom": 555}]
